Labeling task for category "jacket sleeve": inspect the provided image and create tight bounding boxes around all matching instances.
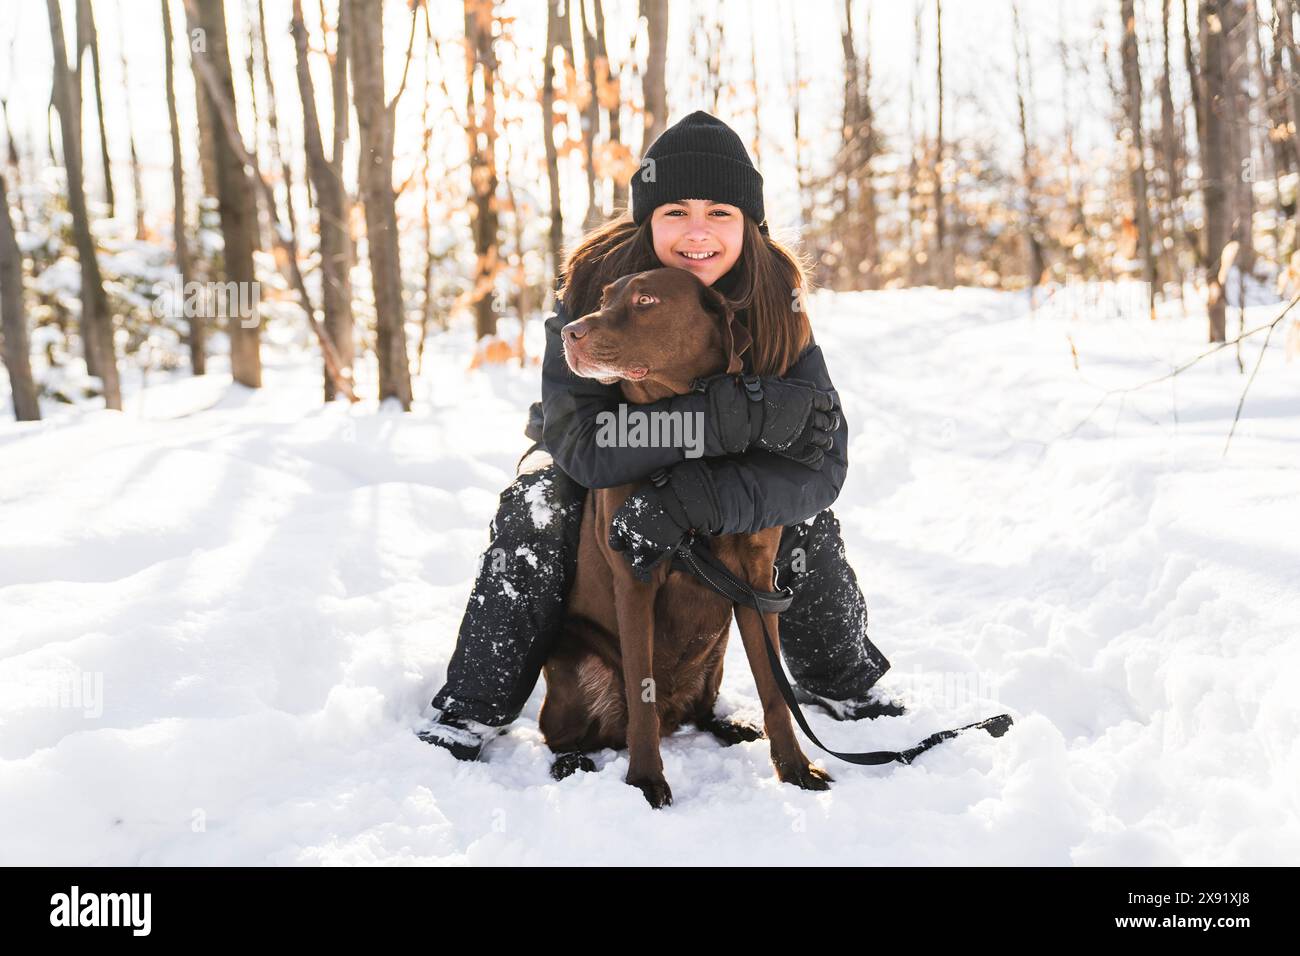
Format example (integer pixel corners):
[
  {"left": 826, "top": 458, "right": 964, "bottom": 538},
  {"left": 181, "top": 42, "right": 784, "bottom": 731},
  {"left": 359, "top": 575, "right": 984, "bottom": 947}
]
[
  {"left": 705, "top": 340, "right": 849, "bottom": 534},
  {"left": 540, "top": 299, "right": 734, "bottom": 489}
]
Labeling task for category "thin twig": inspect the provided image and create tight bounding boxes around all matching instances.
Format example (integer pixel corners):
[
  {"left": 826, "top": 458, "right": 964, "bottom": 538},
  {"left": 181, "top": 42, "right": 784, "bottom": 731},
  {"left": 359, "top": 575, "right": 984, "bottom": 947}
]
[
  {"left": 1223, "top": 315, "right": 1283, "bottom": 457},
  {"left": 1055, "top": 291, "right": 1300, "bottom": 444}
]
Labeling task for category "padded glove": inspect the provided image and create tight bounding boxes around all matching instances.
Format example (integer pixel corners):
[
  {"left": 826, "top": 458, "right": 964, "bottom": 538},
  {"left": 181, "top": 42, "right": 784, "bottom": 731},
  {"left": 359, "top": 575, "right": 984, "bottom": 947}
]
[
  {"left": 608, "top": 459, "right": 722, "bottom": 581},
  {"left": 695, "top": 373, "right": 840, "bottom": 470}
]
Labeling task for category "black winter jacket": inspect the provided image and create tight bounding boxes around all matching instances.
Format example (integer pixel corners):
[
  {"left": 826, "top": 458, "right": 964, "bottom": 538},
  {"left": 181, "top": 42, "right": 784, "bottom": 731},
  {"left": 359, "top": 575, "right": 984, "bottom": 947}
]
[{"left": 523, "top": 297, "right": 849, "bottom": 535}]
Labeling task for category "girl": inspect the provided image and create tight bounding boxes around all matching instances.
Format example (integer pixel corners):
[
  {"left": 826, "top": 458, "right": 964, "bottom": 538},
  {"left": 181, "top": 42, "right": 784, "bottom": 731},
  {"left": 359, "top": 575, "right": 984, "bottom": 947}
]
[{"left": 420, "top": 111, "right": 901, "bottom": 760}]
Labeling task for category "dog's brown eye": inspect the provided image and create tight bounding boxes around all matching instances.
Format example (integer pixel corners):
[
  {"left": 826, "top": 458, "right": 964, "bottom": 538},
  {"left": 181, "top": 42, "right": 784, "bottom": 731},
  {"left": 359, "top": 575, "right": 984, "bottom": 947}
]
[{"left": 635, "top": 294, "right": 657, "bottom": 306}]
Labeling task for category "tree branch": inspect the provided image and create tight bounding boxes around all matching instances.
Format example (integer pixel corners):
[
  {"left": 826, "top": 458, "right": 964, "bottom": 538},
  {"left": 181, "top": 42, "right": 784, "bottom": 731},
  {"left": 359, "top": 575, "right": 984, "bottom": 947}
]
[
  {"left": 386, "top": 1, "right": 421, "bottom": 113},
  {"left": 1223, "top": 308, "right": 1287, "bottom": 456}
]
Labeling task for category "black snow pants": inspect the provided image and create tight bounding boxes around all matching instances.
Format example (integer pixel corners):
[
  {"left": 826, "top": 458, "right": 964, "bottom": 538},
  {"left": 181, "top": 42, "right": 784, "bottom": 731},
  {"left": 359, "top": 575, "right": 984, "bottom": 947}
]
[{"left": 430, "top": 450, "right": 891, "bottom": 727}]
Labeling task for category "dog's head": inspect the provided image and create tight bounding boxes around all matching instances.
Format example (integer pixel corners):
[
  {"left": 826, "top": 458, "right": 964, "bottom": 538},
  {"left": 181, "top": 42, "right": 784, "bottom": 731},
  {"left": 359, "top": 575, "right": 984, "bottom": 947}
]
[{"left": 561, "top": 268, "right": 752, "bottom": 399}]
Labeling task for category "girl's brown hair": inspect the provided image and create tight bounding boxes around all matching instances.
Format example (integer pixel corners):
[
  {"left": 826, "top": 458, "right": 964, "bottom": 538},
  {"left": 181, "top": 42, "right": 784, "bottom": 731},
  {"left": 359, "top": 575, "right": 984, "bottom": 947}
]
[{"left": 556, "top": 213, "right": 813, "bottom": 376}]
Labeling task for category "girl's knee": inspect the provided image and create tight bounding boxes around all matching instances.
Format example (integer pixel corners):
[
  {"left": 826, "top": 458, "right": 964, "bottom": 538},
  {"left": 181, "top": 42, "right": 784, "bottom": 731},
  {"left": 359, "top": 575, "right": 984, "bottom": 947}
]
[
  {"left": 491, "top": 466, "right": 585, "bottom": 545},
  {"left": 777, "top": 510, "right": 842, "bottom": 575}
]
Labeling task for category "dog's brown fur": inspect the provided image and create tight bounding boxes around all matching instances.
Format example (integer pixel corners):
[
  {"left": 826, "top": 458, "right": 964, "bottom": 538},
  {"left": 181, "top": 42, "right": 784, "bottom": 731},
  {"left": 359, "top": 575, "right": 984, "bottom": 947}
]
[{"left": 539, "top": 267, "right": 832, "bottom": 807}]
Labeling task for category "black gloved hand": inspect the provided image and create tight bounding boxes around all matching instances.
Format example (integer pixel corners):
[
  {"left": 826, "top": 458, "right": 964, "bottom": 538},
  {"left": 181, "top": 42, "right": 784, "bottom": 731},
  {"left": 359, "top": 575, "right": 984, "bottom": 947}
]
[
  {"left": 607, "top": 489, "right": 686, "bottom": 581},
  {"left": 608, "top": 459, "right": 722, "bottom": 582},
  {"left": 697, "top": 374, "right": 840, "bottom": 470}
]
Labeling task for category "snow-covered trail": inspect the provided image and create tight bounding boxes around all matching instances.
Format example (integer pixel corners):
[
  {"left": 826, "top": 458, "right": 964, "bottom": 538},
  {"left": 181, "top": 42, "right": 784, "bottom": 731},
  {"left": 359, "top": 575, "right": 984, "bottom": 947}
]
[{"left": 1, "top": 287, "right": 1297, "bottom": 865}]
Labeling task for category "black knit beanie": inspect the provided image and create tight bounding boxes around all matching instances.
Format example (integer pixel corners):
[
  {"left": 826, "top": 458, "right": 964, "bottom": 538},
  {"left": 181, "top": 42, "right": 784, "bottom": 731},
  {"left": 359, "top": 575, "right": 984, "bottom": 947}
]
[{"left": 630, "top": 111, "right": 767, "bottom": 236}]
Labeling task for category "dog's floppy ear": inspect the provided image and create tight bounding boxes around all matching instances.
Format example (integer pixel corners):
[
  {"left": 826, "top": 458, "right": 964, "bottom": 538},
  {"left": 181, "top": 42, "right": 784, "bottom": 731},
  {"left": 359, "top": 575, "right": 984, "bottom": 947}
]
[{"left": 700, "top": 284, "right": 752, "bottom": 374}]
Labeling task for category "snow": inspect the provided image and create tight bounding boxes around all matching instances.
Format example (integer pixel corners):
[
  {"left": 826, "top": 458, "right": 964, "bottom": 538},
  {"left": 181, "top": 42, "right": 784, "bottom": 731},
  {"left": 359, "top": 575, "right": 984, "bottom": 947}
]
[
  {"left": 523, "top": 476, "right": 555, "bottom": 529},
  {"left": 1, "top": 285, "right": 1298, "bottom": 865}
]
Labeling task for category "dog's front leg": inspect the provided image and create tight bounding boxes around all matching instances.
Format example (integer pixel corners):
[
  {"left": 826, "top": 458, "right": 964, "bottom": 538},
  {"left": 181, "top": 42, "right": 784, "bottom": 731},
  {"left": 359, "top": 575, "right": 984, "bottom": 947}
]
[
  {"left": 612, "top": 575, "right": 672, "bottom": 808},
  {"left": 733, "top": 604, "right": 833, "bottom": 792}
]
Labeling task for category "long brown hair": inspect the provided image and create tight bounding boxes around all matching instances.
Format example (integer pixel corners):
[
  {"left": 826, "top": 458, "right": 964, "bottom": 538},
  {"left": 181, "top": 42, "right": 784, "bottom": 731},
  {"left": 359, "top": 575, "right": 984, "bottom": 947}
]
[{"left": 556, "top": 212, "right": 813, "bottom": 376}]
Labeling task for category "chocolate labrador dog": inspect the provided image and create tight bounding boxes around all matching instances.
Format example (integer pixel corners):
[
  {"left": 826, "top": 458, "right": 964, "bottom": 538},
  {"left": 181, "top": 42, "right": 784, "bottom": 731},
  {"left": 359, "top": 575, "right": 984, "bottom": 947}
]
[{"left": 539, "top": 267, "right": 833, "bottom": 808}]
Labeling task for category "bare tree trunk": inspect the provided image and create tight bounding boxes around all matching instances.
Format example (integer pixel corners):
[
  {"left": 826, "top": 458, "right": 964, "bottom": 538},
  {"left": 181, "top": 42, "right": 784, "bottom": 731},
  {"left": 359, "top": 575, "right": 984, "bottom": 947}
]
[
  {"left": 1183, "top": 0, "right": 1206, "bottom": 226},
  {"left": 46, "top": 101, "right": 58, "bottom": 169},
  {"left": 826, "top": 0, "right": 877, "bottom": 288},
  {"left": 47, "top": 0, "right": 121, "bottom": 409},
  {"left": 591, "top": 0, "right": 626, "bottom": 213},
  {"left": 255, "top": 0, "right": 299, "bottom": 242},
  {"left": 859, "top": 2, "right": 878, "bottom": 287},
  {"left": 830, "top": 0, "right": 879, "bottom": 289},
  {"left": 906, "top": 0, "right": 923, "bottom": 285},
  {"left": 577, "top": 0, "right": 601, "bottom": 229},
  {"left": 640, "top": 0, "right": 668, "bottom": 151},
  {"left": 935, "top": 0, "right": 951, "bottom": 287},
  {"left": 1121, "top": 0, "right": 1158, "bottom": 318},
  {"left": 75, "top": 0, "right": 114, "bottom": 217},
  {"left": 1277, "top": 0, "right": 1300, "bottom": 173},
  {"left": 328, "top": 0, "right": 353, "bottom": 336},
  {"left": 1, "top": 170, "right": 40, "bottom": 421},
  {"left": 543, "top": 0, "right": 566, "bottom": 293},
  {"left": 350, "top": 0, "right": 412, "bottom": 408},
  {"left": 1202, "top": 0, "right": 1230, "bottom": 342},
  {"left": 419, "top": 9, "right": 437, "bottom": 369},
  {"left": 1276, "top": 1, "right": 1300, "bottom": 263},
  {"left": 292, "top": 0, "right": 354, "bottom": 401},
  {"left": 1059, "top": 6, "right": 1090, "bottom": 269},
  {"left": 837, "top": 0, "right": 861, "bottom": 290},
  {"left": 1013, "top": 1, "right": 1047, "bottom": 293},
  {"left": 750, "top": 21, "right": 762, "bottom": 168},
  {"left": 242, "top": 11, "right": 269, "bottom": 254},
  {"left": 1224, "top": 0, "right": 1256, "bottom": 275},
  {"left": 116, "top": 13, "right": 145, "bottom": 240},
  {"left": 503, "top": 136, "right": 529, "bottom": 366},
  {"left": 789, "top": 9, "right": 809, "bottom": 232},
  {"left": 191, "top": 19, "right": 219, "bottom": 204},
  {"left": 192, "top": 0, "right": 261, "bottom": 387},
  {"left": 863, "top": 6, "right": 883, "bottom": 283},
  {"left": 161, "top": 0, "right": 202, "bottom": 374},
  {"left": 464, "top": 0, "right": 502, "bottom": 341},
  {"left": 1102, "top": 6, "right": 1130, "bottom": 286},
  {"left": 1160, "top": 0, "right": 1183, "bottom": 287},
  {"left": 1, "top": 93, "right": 26, "bottom": 233},
  {"left": 1250, "top": 0, "right": 1286, "bottom": 264},
  {"left": 706, "top": 19, "right": 724, "bottom": 112},
  {"left": 1264, "top": 0, "right": 1293, "bottom": 176},
  {"left": 69, "top": 2, "right": 92, "bottom": 372}
]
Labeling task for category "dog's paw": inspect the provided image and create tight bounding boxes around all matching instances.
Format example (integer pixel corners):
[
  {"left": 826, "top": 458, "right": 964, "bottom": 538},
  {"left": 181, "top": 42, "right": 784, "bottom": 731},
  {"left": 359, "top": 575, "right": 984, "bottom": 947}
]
[
  {"left": 550, "top": 752, "right": 597, "bottom": 781},
  {"left": 697, "top": 714, "right": 766, "bottom": 746},
  {"left": 627, "top": 774, "right": 673, "bottom": 809},
  {"left": 774, "top": 757, "right": 834, "bottom": 791}
]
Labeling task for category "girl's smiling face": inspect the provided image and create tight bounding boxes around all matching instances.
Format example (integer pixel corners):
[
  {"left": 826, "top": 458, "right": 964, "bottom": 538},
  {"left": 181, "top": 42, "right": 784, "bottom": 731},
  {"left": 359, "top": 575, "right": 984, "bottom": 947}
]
[{"left": 650, "top": 199, "right": 744, "bottom": 287}]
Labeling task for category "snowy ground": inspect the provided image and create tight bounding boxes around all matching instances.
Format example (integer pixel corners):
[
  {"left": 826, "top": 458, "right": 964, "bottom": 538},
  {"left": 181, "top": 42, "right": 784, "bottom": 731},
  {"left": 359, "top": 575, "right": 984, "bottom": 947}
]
[{"left": 1, "top": 284, "right": 1298, "bottom": 865}]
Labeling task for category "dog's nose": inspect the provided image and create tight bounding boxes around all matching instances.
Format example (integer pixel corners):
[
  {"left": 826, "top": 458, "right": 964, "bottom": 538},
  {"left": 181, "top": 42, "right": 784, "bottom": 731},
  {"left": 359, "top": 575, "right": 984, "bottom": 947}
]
[{"left": 562, "top": 321, "right": 589, "bottom": 342}]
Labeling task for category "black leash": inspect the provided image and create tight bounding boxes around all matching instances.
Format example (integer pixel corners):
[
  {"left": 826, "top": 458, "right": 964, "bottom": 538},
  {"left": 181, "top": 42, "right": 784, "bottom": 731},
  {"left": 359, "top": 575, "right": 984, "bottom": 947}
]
[{"left": 670, "top": 534, "right": 1014, "bottom": 766}]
